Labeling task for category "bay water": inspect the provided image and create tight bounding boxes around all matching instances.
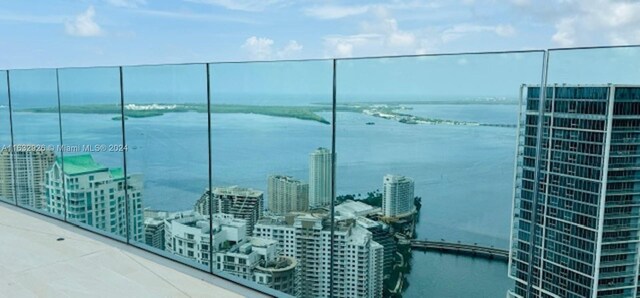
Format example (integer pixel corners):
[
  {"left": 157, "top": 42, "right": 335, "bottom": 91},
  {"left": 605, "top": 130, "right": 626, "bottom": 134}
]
[{"left": 11, "top": 103, "right": 517, "bottom": 297}]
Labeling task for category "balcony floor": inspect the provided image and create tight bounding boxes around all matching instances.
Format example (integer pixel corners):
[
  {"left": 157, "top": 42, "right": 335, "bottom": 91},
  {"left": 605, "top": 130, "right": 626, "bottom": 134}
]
[{"left": 0, "top": 203, "right": 269, "bottom": 298}]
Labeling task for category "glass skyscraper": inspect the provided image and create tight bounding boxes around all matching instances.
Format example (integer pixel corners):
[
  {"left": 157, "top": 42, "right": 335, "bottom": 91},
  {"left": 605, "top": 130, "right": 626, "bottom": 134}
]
[{"left": 509, "top": 85, "right": 640, "bottom": 297}]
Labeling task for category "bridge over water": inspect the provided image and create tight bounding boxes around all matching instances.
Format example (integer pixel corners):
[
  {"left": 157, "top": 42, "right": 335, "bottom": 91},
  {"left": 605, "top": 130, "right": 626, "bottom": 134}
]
[{"left": 410, "top": 240, "right": 509, "bottom": 262}]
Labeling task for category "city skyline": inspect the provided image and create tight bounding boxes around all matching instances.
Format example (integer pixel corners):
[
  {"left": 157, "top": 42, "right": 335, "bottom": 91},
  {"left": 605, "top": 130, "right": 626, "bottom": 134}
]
[
  {"left": 3, "top": 43, "right": 639, "bottom": 297},
  {"left": 0, "top": 143, "right": 418, "bottom": 297}
]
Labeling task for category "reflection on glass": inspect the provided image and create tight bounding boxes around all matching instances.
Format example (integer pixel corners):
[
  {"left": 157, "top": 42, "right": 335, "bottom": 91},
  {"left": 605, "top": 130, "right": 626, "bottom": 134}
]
[
  {"left": 336, "top": 52, "right": 544, "bottom": 297},
  {"left": 210, "top": 61, "right": 332, "bottom": 296},
  {"left": 5, "top": 47, "right": 637, "bottom": 298},
  {"left": 55, "top": 67, "right": 130, "bottom": 239},
  {"left": 7, "top": 69, "right": 61, "bottom": 216},
  {"left": 122, "top": 64, "right": 209, "bottom": 269},
  {"left": 510, "top": 47, "right": 640, "bottom": 298},
  {"left": 0, "top": 70, "right": 12, "bottom": 203}
]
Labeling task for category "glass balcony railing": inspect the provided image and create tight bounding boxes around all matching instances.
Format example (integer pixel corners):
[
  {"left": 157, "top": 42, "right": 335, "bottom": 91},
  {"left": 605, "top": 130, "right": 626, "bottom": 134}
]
[{"left": 1, "top": 45, "right": 640, "bottom": 298}]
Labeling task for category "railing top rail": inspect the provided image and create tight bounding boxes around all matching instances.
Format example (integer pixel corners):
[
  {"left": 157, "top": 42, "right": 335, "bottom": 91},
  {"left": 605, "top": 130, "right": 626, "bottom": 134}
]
[{"left": 4, "top": 44, "right": 640, "bottom": 72}]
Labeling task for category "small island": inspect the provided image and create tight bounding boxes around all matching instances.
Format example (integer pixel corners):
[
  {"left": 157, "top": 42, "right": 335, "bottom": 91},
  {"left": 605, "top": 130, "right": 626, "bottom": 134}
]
[
  {"left": 19, "top": 100, "right": 516, "bottom": 128},
  {"left": 23, "top": 103, "right": 334, "bottom": 124}
]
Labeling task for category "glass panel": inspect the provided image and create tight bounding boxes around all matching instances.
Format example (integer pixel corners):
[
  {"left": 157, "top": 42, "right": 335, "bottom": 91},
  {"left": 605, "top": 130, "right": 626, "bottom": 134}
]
[
  {"left": 336, "top": 52, "right": 545, "bottom": 297},
  {"left": 122, "top": 64, "right": 209, "bottom": 269},
  {"left": 548, "top": 47, "right": 640, "bottom": 85},
  {"left": 209, "top": 60, "right": 333, "bottom": 297},
  {"left": 0, "top": 71, "right": 12, "bottom": 203},
  {"left": 57, "top": 67, "right": 127, "bottom": 239},
  {"left": 8, "top": 69, "right": 61, "bottom": 217},
  {"left": 527, "top": 46, "right": 640, "bottom": 298}
]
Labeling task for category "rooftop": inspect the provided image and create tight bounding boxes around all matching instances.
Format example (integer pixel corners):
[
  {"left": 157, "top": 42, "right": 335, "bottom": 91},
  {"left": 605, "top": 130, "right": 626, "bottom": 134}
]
[
  {"left": 0, "top": 203, "right": 270, "bottom": 298},
  {"left": 109, "top": 168, "right": 125, "bottom": 180},
  {"left": 267, "top": 175, "right": 305, "bottom": 184},
  {"left": 56, "top": 154, "right": 108, "bottom": 176},
  {"left": 335, "top": 200, "right": 381, "bottom": 217},
  {"left": 256, "top": 256, "right": 297, "bottom": 272},
  {"left": 213, "top": 186, "right": 264, "bottom": 197},
  {"left": 310, "top": 147, "right": 331, "bottom": 154},
  {"left": 167, "top": 211, "right": 211, "bottom": 232},
  {"left": 384, "top": 174, "right": 414, "bottom": 184},
  {"left": 250, "top": 237, "right": 278, "bottom": 248}
]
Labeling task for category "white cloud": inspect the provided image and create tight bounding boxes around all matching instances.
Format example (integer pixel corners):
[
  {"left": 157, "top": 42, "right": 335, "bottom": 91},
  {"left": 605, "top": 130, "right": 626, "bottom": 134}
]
[
  {"left": 65, "top": 6, "right": 102, "bottom": 37},
  {"left": 368, "top": 18, "right": 416, "bottom": 48},
  {"left": 335, "top": 42, "right": 354, "bottom": 57},
  {"left": 185, "top": 0, "right": 290, "bottom": 12},
  {"left": 305, "top": 1, "right": 440, "bottom": 20},
  {"left": 442, "top": 24, "right": 516, "bottom": 43},
  {"left": 323, "top": 10, "right": 419, "bottom": 58},
  {"left": 319, "top": 2, "right": 521, "bottom": 58},
  {"left": 388, "top": 31, "right": 415, "bottom": 47},
  {"left": 324, "top": 34, "right": 375, "bottom": 58},
  {"left": 495, "top": 24, "right": 516, "bottom": 37},
  {"left": 549, "top": 0, "right": 640, "bottom": 46},
  {"left": 242, "top": 36, "right": 274, "bottom": 60},
  {"left": 381, "top": 19, "right": 416, "bottom": 48},
  {"left": 304, "top": 5, "right": 369, "bottom": 19},
  {"left": 106, "top": 0, "right": 146, "bottom": 8},
  {"left": 242, "top": 37, "right": 303, "bottom": 60},
  {"left": 551, "top": 18, "right": 576, "bottom": 47},
  {"left": 415, "top": 40, "right": 432, "bottom": 55},
  {"left": 277, "top": 40, "right": 303, "bottom": 58},
  {"left": 505, "top": 0, "right": 640, "bottom": 47}
]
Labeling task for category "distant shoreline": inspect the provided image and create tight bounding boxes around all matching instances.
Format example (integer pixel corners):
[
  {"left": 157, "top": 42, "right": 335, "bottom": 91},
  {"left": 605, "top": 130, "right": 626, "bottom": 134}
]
[
  {"left": 19, "top": 102, "right": 516, "bottom": 128},
  {"left": 21, "top": 103, "right": 335, "bottom": 124}
]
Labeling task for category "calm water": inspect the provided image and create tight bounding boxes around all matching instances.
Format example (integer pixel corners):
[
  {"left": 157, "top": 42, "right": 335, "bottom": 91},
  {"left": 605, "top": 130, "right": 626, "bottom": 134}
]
[{"left": 10, "top": 103, "right": 517, "bottom": 297}]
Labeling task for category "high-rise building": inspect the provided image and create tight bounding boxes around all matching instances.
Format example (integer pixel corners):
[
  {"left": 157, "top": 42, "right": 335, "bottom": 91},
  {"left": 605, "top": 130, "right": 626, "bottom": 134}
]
[
  {"left": 254, "top": 213, "right": 384, "bottom": 298},
  {"left": 143, "top": 210, "right": 168, "bottom": 251},
  {"left": 164, "top": 211, "right": 246, "bottom": 266},
  {"left": 254, "top": 256, "right": 299, "bottom": 296},
  {"left": 382, "top": 174, "right": 415, "bottom": 218},
  {"left": 368, "top": 225, "right": 396, "bottom": 278},
  {"left": 44, "top": 154, "right": 144, "bottom": 241},
  {"left": 508, "top": 85, "right": 640, "bottom": 297},
  {"left": 215, "top": 237, "right": 278, "bottom": 280},
  {"left": 309, "top": 147, "right": 333, "bottom": 208},
  {"left": 0, "top": 146, "right": 55, "bottom": 209},
  {"left": 254, "top": 215, "right": 299, "bottom": 257},
  {"left": 193, "top": 188, "right": 211, "bottom": 215},
  {"left": 267, "top": 175, "right": 309, "bottom": 214},
  {"left": 212, "top": 186, "right": 263, "bottom": 236},
  {"left": 213, "top": 235, "right": 299, "bottom": 296},
  {"left": 164, "top": 210, "right": 297, "bottom": 293},
  {"left": 336, "top": 200, "right": 395, "bottom": 278}
]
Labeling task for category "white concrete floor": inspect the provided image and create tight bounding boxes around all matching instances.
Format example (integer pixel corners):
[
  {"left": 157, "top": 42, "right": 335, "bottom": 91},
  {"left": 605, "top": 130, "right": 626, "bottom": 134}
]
[{"left": 0, "top": 203, "right": 271, "bottom": 298}]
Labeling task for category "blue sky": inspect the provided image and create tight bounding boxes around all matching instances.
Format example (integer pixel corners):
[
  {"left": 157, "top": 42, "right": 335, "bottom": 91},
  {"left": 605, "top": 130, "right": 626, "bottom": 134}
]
[{"left": 1, "top": 0, "right": 639, "bottom": 69}]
